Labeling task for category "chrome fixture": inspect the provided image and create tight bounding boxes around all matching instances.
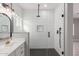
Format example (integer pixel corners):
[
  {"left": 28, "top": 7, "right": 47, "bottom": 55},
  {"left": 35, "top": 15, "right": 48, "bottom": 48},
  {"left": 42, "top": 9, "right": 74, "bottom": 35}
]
[
  {"left": 37, "top": 3, "right": 40, "bottom": 17},
  {"left": 48, "top": 32, "right": 50, "bottom": 38}
]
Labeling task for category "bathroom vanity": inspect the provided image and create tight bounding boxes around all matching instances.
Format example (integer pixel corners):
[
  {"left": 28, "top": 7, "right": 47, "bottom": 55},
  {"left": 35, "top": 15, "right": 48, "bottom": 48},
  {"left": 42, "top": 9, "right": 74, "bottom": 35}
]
[{"left": 0, "top": 38, "right": 25, "bottom": 56}]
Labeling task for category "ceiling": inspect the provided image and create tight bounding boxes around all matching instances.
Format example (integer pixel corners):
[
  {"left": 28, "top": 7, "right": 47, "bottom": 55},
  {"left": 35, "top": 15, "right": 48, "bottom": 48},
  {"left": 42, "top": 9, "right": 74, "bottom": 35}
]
[
  {"left": 15, "top": 3, "right": 60, "bottom": 10},
  {"left": 15, "top": 3, "right": 79, "bottom": 12}
]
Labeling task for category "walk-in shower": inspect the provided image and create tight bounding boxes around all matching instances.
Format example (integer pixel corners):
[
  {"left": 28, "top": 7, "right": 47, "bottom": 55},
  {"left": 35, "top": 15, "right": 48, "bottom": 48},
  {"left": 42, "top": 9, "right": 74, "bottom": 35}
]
[{"left": 22, "top": 3, "right": 65, "bottom": 56}]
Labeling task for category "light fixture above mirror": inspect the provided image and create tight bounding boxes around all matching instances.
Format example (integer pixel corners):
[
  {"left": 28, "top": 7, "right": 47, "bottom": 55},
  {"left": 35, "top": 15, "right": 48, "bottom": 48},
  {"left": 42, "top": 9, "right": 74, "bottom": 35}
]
[{"left": 1, "top": 3, "right": 14, "bottom": 11}]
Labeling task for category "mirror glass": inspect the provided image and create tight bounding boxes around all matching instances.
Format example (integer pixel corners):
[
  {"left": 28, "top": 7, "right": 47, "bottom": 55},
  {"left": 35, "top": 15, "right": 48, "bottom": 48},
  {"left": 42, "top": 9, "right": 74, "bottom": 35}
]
[
  {"left": 0, "top": 13, "right": 11, "bottom": 38},
  {"left": 0, "top": 13, "right": 10, "bottom": 32}
]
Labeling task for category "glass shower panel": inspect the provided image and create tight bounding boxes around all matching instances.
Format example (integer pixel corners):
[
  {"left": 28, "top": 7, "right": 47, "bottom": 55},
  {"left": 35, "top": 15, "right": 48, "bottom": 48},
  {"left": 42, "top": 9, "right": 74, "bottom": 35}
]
[
  {"left": 18, "top": 3, "right": 65, "bottom": 56},
  {"left": 54, "top": 3, "right": 65, "bottom": 56}
]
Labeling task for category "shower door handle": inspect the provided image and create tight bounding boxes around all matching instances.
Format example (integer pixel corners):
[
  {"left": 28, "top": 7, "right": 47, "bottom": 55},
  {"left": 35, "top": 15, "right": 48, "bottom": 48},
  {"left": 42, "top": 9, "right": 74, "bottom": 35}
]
[
  {"left": 59, "top": 31, "right": 61, "bottom": 48},
  {"left": 59, "top": 27, "right": 61, "bottom": 48},
  {"left": 57, "top": 27, "right": 61, "bottom": 48}
]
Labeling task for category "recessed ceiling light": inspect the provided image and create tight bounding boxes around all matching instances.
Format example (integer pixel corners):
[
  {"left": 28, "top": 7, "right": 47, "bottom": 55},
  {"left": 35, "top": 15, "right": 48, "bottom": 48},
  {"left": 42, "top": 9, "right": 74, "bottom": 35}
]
[{"left": 44, "top": 4, "right": 47, "bottom": 7}]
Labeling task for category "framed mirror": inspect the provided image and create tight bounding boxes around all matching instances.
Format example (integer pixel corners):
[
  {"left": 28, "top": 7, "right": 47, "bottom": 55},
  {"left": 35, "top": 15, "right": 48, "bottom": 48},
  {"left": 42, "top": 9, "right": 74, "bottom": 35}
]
[{"left": 0, "top": 13, "right": 13, "bottom": 39}]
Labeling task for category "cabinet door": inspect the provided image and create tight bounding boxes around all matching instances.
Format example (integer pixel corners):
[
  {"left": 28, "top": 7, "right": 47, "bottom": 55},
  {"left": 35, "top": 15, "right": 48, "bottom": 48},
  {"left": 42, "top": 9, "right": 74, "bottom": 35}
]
[
  {"left": 16, "top": 43, "right": 25, "bottom": 56},
  {"left": 8, "top": 51, "right": 16, "bottom": 56}
]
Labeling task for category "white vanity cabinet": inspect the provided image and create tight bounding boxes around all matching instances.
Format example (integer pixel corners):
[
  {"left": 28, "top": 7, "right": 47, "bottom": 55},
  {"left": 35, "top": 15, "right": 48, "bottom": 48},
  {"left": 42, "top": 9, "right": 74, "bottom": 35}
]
[{"left": 8, "top": 42, "right": 25, "bottom": 56}]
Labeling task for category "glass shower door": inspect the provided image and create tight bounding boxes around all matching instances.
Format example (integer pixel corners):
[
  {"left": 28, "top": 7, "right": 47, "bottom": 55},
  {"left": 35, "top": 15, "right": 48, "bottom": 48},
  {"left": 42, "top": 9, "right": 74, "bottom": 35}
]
[{"left": 54, "top": 3, "right": 65, "bottom": 56}]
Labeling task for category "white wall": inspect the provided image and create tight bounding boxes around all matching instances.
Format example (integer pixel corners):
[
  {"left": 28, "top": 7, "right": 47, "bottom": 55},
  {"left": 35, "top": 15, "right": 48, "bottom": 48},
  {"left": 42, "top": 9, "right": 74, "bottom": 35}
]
[
  {"left": 23, "top": 9, "right": 55, "bottom": 48},
  {"left": 12, "top": 4, "right": 24, "bottom": 32}
]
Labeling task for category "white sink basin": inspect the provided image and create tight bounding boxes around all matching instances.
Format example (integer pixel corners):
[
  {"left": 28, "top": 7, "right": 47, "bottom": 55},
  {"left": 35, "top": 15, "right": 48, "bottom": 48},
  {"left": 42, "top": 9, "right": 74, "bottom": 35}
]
[
  {"left": 0, "top": 39, "right": 13, "bottom": 46},
  {"left": 0, "top": 40, "right": 15, "bottom": 54}
]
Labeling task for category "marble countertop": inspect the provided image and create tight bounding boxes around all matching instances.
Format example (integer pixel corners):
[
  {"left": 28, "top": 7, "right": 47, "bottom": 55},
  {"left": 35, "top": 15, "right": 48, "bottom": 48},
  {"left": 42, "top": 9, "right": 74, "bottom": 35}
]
[{"left": 0, "top": 37, "right": 25, "bottom": 56}]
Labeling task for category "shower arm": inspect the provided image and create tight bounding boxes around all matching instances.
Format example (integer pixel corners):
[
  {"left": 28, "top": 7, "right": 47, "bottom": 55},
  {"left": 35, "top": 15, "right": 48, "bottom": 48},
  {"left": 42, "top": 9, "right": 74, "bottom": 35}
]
[
  {"left": 37, "top": 3, "right": 40, "bottom": 17},
  {"left": 38, "top": 4, "right": 40, "bottom": 16}
]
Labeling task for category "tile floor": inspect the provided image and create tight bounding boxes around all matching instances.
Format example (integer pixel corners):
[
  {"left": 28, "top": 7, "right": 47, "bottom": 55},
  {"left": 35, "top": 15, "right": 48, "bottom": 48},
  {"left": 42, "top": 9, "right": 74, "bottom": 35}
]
[{"left": 30, "top": 48, "right": 60, "bottom": 56}]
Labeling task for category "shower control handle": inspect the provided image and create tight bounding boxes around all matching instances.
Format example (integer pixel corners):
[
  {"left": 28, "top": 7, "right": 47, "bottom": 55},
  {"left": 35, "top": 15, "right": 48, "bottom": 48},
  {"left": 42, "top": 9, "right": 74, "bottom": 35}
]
[
  {"left": 56, "top": 27, "right": 62, "bottom": 48},
  {"left": 48, "top": 32, "right": 50, "bottom": 38}
]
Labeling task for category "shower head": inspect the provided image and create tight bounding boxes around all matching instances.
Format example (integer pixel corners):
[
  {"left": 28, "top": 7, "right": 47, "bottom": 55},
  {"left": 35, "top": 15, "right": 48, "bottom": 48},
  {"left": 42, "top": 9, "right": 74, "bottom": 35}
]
[
  {"left": 37, "top": 3, "right": 40, "bottom": 17},
  {"left": 37, "top": 15, "right": 40, "bottom": 17}
]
